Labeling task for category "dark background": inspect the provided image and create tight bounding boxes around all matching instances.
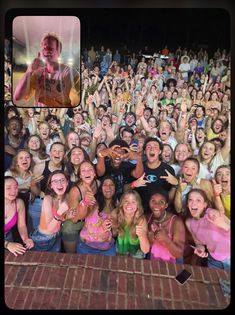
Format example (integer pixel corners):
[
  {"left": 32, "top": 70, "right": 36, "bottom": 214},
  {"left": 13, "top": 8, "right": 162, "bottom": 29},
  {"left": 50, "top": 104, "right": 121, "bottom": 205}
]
[{"left": 79, "top": 8, "right": 230, "bottom": 56}]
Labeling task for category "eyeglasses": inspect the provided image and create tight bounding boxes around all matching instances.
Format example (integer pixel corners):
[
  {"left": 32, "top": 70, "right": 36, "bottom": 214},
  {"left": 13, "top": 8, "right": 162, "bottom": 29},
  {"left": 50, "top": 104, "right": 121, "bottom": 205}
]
[{"left": 51, "top": 178, "right": 67, "bottom": 185}]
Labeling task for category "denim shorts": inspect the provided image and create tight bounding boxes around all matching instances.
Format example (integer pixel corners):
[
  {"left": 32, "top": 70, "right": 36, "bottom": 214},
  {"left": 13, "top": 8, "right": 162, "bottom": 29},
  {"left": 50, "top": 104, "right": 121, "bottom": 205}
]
[
  {"left": 28, "top": 197, "right": 43, "bottom": 235},
  {"left": 77, "top": 236, "right": 116, "bottom": 256},
  {"left": 30, "top": 228, "right": 61, "bottom": 252},
  {"left": 207, "top": 253, "right": 230, "bottom": 270}
]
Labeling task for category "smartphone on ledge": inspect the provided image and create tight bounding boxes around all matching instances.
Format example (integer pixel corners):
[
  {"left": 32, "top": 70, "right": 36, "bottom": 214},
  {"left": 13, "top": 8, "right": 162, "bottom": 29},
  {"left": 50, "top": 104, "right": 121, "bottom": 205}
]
[{"left": 175, "top": 269, "right": 192, "bottom": 285}]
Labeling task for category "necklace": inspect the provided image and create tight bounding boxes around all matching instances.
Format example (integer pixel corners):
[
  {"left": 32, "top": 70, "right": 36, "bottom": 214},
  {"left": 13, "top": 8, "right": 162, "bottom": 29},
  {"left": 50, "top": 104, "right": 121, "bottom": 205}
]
[{"left": 153, "top": 211, "right": 167, "bottom": 228}]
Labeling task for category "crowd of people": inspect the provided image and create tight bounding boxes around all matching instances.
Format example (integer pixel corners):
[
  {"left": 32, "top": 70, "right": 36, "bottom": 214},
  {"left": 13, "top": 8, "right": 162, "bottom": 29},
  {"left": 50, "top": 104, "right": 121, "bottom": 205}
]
[{"left": 4, "top": 42, "right": 231, "bottom": 270}]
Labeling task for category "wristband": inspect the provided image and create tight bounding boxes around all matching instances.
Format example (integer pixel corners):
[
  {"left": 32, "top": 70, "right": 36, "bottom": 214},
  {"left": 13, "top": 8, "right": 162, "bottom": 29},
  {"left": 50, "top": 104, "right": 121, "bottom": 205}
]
[
  {"left": 214, "top": 193, "right": 221, "bottom": 197},
  {"left": 80, "top": 199, "right": 89, "bottom": 207},
  {"left": 53, "top": 215, "right": 63, "bottom": 222},
  {"left": 131, "top": 181, "right": 136, "bottom": 189},
  {"left": 4, "top": 241, "right": 9, "bottom": 249}
]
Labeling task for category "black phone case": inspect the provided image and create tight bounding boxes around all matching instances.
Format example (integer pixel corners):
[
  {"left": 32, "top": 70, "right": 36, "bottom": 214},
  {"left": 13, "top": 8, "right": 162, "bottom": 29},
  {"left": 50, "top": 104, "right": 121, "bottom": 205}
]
[{"left": 175, "top": 269, "right": 192, "bottom": 285}]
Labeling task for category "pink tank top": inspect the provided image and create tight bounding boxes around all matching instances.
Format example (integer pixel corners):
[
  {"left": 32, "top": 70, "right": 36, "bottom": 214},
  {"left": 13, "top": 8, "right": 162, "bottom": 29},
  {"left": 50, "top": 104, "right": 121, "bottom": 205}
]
[
  {"left": 149, "top": 214, "right": 177, "bottom": 263},
  {"left": 189, "top": 208, "right": 230, "bottom": 261},
  {"left": 80, "top": 207, "right": 114, "bottom": 250},
  {"left": 5, "top": 200, "right": 18, "bottom": 234}
]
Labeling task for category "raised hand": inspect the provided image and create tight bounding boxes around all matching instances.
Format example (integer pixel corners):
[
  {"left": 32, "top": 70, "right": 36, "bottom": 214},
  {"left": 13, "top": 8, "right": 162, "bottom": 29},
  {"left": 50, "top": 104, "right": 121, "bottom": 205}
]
[
  {"left": 27, "top": 52, "right": 44, "bottom": 73},
  {"left": 178, "top": 176, "right": 188, "bottom": 193},
  {"left": 132, "top": 173, "right": 150, "bottom": 188},
  {"left": 212, "top": 179, "right": 222, "bottom": 197},
  {"left": 160, "top": 169, "right": 178, "bottom": 186}
]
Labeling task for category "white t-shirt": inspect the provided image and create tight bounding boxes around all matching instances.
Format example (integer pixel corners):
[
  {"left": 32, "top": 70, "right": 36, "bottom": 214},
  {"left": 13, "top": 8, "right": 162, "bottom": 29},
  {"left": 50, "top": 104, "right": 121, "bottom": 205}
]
[{"left": 179, "top": 63, "right": 190, "bottom": 80}]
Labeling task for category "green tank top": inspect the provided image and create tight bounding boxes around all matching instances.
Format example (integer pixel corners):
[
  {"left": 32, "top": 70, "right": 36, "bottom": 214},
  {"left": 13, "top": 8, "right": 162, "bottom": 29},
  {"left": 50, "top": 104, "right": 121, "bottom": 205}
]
[{"left": 117, "top": 225, "right": 140, "bottom": 255}]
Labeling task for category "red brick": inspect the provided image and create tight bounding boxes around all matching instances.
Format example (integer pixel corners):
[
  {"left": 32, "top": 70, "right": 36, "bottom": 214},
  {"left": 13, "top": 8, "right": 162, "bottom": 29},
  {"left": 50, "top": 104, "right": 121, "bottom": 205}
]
[
  {"left": 59, "top": 253, "right": 72, "bottom": 266},
  {"left": 145, "top": 296, "right": 154, "bottom": 309},
  {"left": 73, "top": 267, "right": 85, "bottom": 290},
  {"left": 78, "top": 291, "right": 90, "bottom": 309},
  {"left": 101, "top": 255, "right": 110, "bottom": 270},
  {"left": 176, "top": 281, "right": 190, "bottom": 302},
  {"left": 196, "top": 282, "right": 209, "bottom": 305},
  {"left": 21, "top": 265, "right": 36, "bottom": 287},
  {"left": 4, "top": 250, "right": 12, "bottom": 262},
  {"left": 216, "top": 269, "right": 230, "bottom": 281},
  {"left": 213, "top": 284, "right": 230, "bottom": 306},
  {"left": 94, "top": 254, "right": 103, "bottom": 268},
  {"left": 31, "top": 288, "right": 46, "bottom": 309},
  {"left": 89, "top": 292, "right": 107, "bottom": 309},
  {"left": 4, "top": 287, "right": 13, "bottom": 308},
  {"left": 23, "top": 288, "right": 36, "bottom": 309},
  {"left": 143, "top": 275, "right": 153, "bottom": 298},
  {"left": 117, "top": 272, "right": 127, "bottom": 294},
  {"left": 153, "top": 298, "right": 165, "bottom": 309},
  {"left": 133, "top": 257, "right": 142, "bottom": 273},
  {"left": 108, "top": 269, "right": 117, "bottom": 293},
  {"left": 68, "top": 290, "right": 80, "bottom": 309},
  {"left": 191, "top": 265, "right": 204, "bottom": 281},
  {"left": 44, "top": 289, "right": 60, "bottom": 309},
  {"left": 201, "top": 266, "right": 213, "bottom": 282},
  {"left": 209, "top": 268, "right": 219, "bottom": 282},
  {"left": 207, "top": 284, "right": 219, "bottom": 306},
  {"left": 161, "top": 278, "right": 172, "bottom": 300},
  {"left": 136, "top": 295, "right": 147, "bottom": 309},
  {"left": 5, "top": 266, "right": 17, "bottom": 286},
  {"left": 173, "top": 301, "right": 185, "bottom": 309},
  {"left": 134, "top": 274, "right": 144, "bottom": 296},
  {"left": 107, "top": 293, "right": 117, "bottom": 309},
  {"left": 13, "top": 288, "right": 28, "bottom": 309},
  {"left": 162, "top": 300, "right": 173, "bottom": 309},
  {"left": 151, "top": 260, "right": 161, "bottom": 275},
  {"left": 142, "top": 259, "right": 151, "bottom": 274},
  {"left": 58, "top": 289, "right": 71, "bottom": 309},
  {"left": 159, "top": 261, "right": 168, "bottom": 275},
  {"left": 126, "top": 295, "right": 136, "bottom": 309},
  {"left": 187, "top": 281, "right": 199, "bottom": 302},
  {"left": 86, "top": 254, "right": 96, "bottom": 268},
  {"left": 30, "top": 266, "right": 44, "bottom": 287},
  {"left": 82, "top": 268, "right": 92, "bottom": 290},
  {"left": 170, "top": 278, "right": 183, "bottom": 301},
  {"left": 91, "top": 269, "right": 101, "bottom": 291},
  {"left": 37, "top": 252, "right": 49, "bottom": 264},
  {"left": 64, "top": 267, "right": 75, "bottom": 289},
  {"left": 126, "top": 256, "right": 134, "bottom": 273},
  {"left": 70, "top": 254, "right": 81, "bottom": 266},
  {"left": 167, "top": 262, "right": 177, "bottom": 276},
  {"left": 118, "top": 255, "right": 127, "bottom": 271},
  {"left": 37, "top": 266, "right": 51, "bottom": 287},
  {"left": 47, "top": 266, "right": 67, "bottom": 288},
  {"left": 100, "top": 270, "right": 110, "bottom": 292},
  {"left": 152, "top": 276, "right": 162, "bottom": 299},
  {"left": 9, "top": 287, "right": 21, "bottom": 309},
  {"left": 78, "top": 253, "right": 88, "bottom": 266},
  {"left": 183, "top": 301, "right": 193, "bottom": 309},
  {"left": 117, "top": 294, "right": 126, "bottom": 309},
  {"left": 110, "top": 255, "right": 118, "bottom": 271},
  {"left": 126, "top": 273, "right": 135, "bottom": 296}
]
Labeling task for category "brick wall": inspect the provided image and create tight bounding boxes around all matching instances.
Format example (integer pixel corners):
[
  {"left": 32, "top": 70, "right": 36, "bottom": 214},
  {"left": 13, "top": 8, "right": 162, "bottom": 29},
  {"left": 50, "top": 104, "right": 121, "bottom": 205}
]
[{"left": 4, "top": 250, "right": 230, "bottom": 310}]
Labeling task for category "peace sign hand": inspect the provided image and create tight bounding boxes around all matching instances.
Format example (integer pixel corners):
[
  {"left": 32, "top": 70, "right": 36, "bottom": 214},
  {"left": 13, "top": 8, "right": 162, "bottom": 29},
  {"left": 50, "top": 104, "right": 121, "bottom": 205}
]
[
  {"left": 132, "top": 173, "right": 150, "bottom": 188},
  {"left": 160, "top": 169, "right": 178, "bottom": 186}
]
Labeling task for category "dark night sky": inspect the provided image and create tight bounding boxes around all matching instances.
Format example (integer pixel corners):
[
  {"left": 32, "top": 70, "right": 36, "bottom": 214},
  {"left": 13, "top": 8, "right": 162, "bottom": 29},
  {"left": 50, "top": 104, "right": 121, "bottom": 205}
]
[{"left": 79, "top": 8, "right": 230, "bottom": 55}]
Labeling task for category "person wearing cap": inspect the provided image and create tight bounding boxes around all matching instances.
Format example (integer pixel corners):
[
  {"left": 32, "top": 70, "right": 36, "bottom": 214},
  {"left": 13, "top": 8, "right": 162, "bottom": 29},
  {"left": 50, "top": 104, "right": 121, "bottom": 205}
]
[{"left": 14, "top": 32, "right": 80, "bottom": 107}]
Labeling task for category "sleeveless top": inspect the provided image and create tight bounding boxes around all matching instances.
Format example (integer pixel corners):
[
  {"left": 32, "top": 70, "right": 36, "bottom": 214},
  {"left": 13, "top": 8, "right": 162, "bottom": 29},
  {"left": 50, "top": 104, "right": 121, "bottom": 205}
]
[
  {"left": 5, "top": 200, "right": 18, "bottom": 234},
  {"left": 189, "top": 208, "right": 230, "bottom": 261},
  {"left": 80, "top": 207, "right": 114, "bottom": 250},
  {"left": 39, "top": 206, "right": 60, "bottom": 233},
  {"left": 148, "top": 214, "right": 177, "bottom": 263},
  {"left": 117, "top": 225, "right": 140, "bottom": 255},
  {"left": 221, "top": 193, "right": 230, "bottom": 219}
]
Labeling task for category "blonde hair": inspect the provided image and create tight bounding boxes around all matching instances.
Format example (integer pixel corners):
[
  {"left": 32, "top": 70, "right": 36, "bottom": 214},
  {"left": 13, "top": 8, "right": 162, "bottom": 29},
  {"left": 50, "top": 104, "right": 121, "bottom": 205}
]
[
  {"left": 117, "top": 190, "right": 144, "bottom": 239},
  {"left": 40, "top": 32, "right": 62, "bottom": 53}
]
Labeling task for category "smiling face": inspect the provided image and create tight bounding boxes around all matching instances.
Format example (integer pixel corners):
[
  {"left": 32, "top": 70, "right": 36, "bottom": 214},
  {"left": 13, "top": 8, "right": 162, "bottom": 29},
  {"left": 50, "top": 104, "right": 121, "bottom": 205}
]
[
  {"left": 5, "top": 178, "right": 18, "bottom": 201},
  {"left": 216, "top": 167, "right": 230, "bottom": 191},
  {"left": 187, "top": 191, "right": 207, "bottom": 219},
  {"left": 67, "top": 132, "right": 80, "bottom": 149},
  {"left": 41, "top": 37, "right": 60, "bottom": 63},
  {"left": 79, "top": 162, "right": 95, "bottom": 185},
  {"left": 182, "top": 160, "right": 199, "bottom": 183},
  {"left": 201, "top": 142, "right": 216, "bottom": 161},
  {"left": 39, "top": 123, "right": 50, "bottom": 140},
  {"left": 145, "top": 141, "right": 161, "bottom": 164},
  {"left": 70, "top": 148, "right": 85, "bottom": 166},
  {"left": 8, "top": 119, "right": 21, "bottom": 136},
  {"left": 122, "top": 193, "right": 138, "bottom": 217},
  {"left": 50, "top": 173, "right": 68, "bottom": 196},
  {"left": 175, "top": 144, "right": 191, "bottom": 163},
  {"left": 50, "top": 144, "right": 65, "bottom": 165},
  {"left": 162, "top": 145, "right": 173, "bottom": 163},
  {"left": 149, "top": 193, "right": 168, "bottom": 219},
  {"left": 212, "top": 120, "right": 223, "bottom": 134},
  {"left": 196, "top": 128, "right": 205, "bottom": 143},
  {"left": 16, "top": 151, "right": 31, "bottom": 171},
  {"left": 159, "top": 121, "right": 171, "bottom": 141},
  {"left": 102, "top": 179, "right": 116, "bottom": 199},
  {"left": 28, "top": 136, "right": 41, "bottom": 151}
]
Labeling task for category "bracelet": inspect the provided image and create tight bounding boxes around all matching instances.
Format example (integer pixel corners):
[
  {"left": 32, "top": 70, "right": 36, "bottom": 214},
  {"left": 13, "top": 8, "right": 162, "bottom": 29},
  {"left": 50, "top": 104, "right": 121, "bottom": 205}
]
[
  {"left": 4, "top": 241, "right": 9, "bottom": 249},
  {"left": 98, "top": 152, "right": 105, "bottom": 158},
  {"left": 53, "top": 215, "right": 63, "bottom": 222},
  {"left": 80, "top": 199, "right": 89, "bottom": 207},
  {"left": 131, "top": 181, "right": 136, "bottom": 189}
]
